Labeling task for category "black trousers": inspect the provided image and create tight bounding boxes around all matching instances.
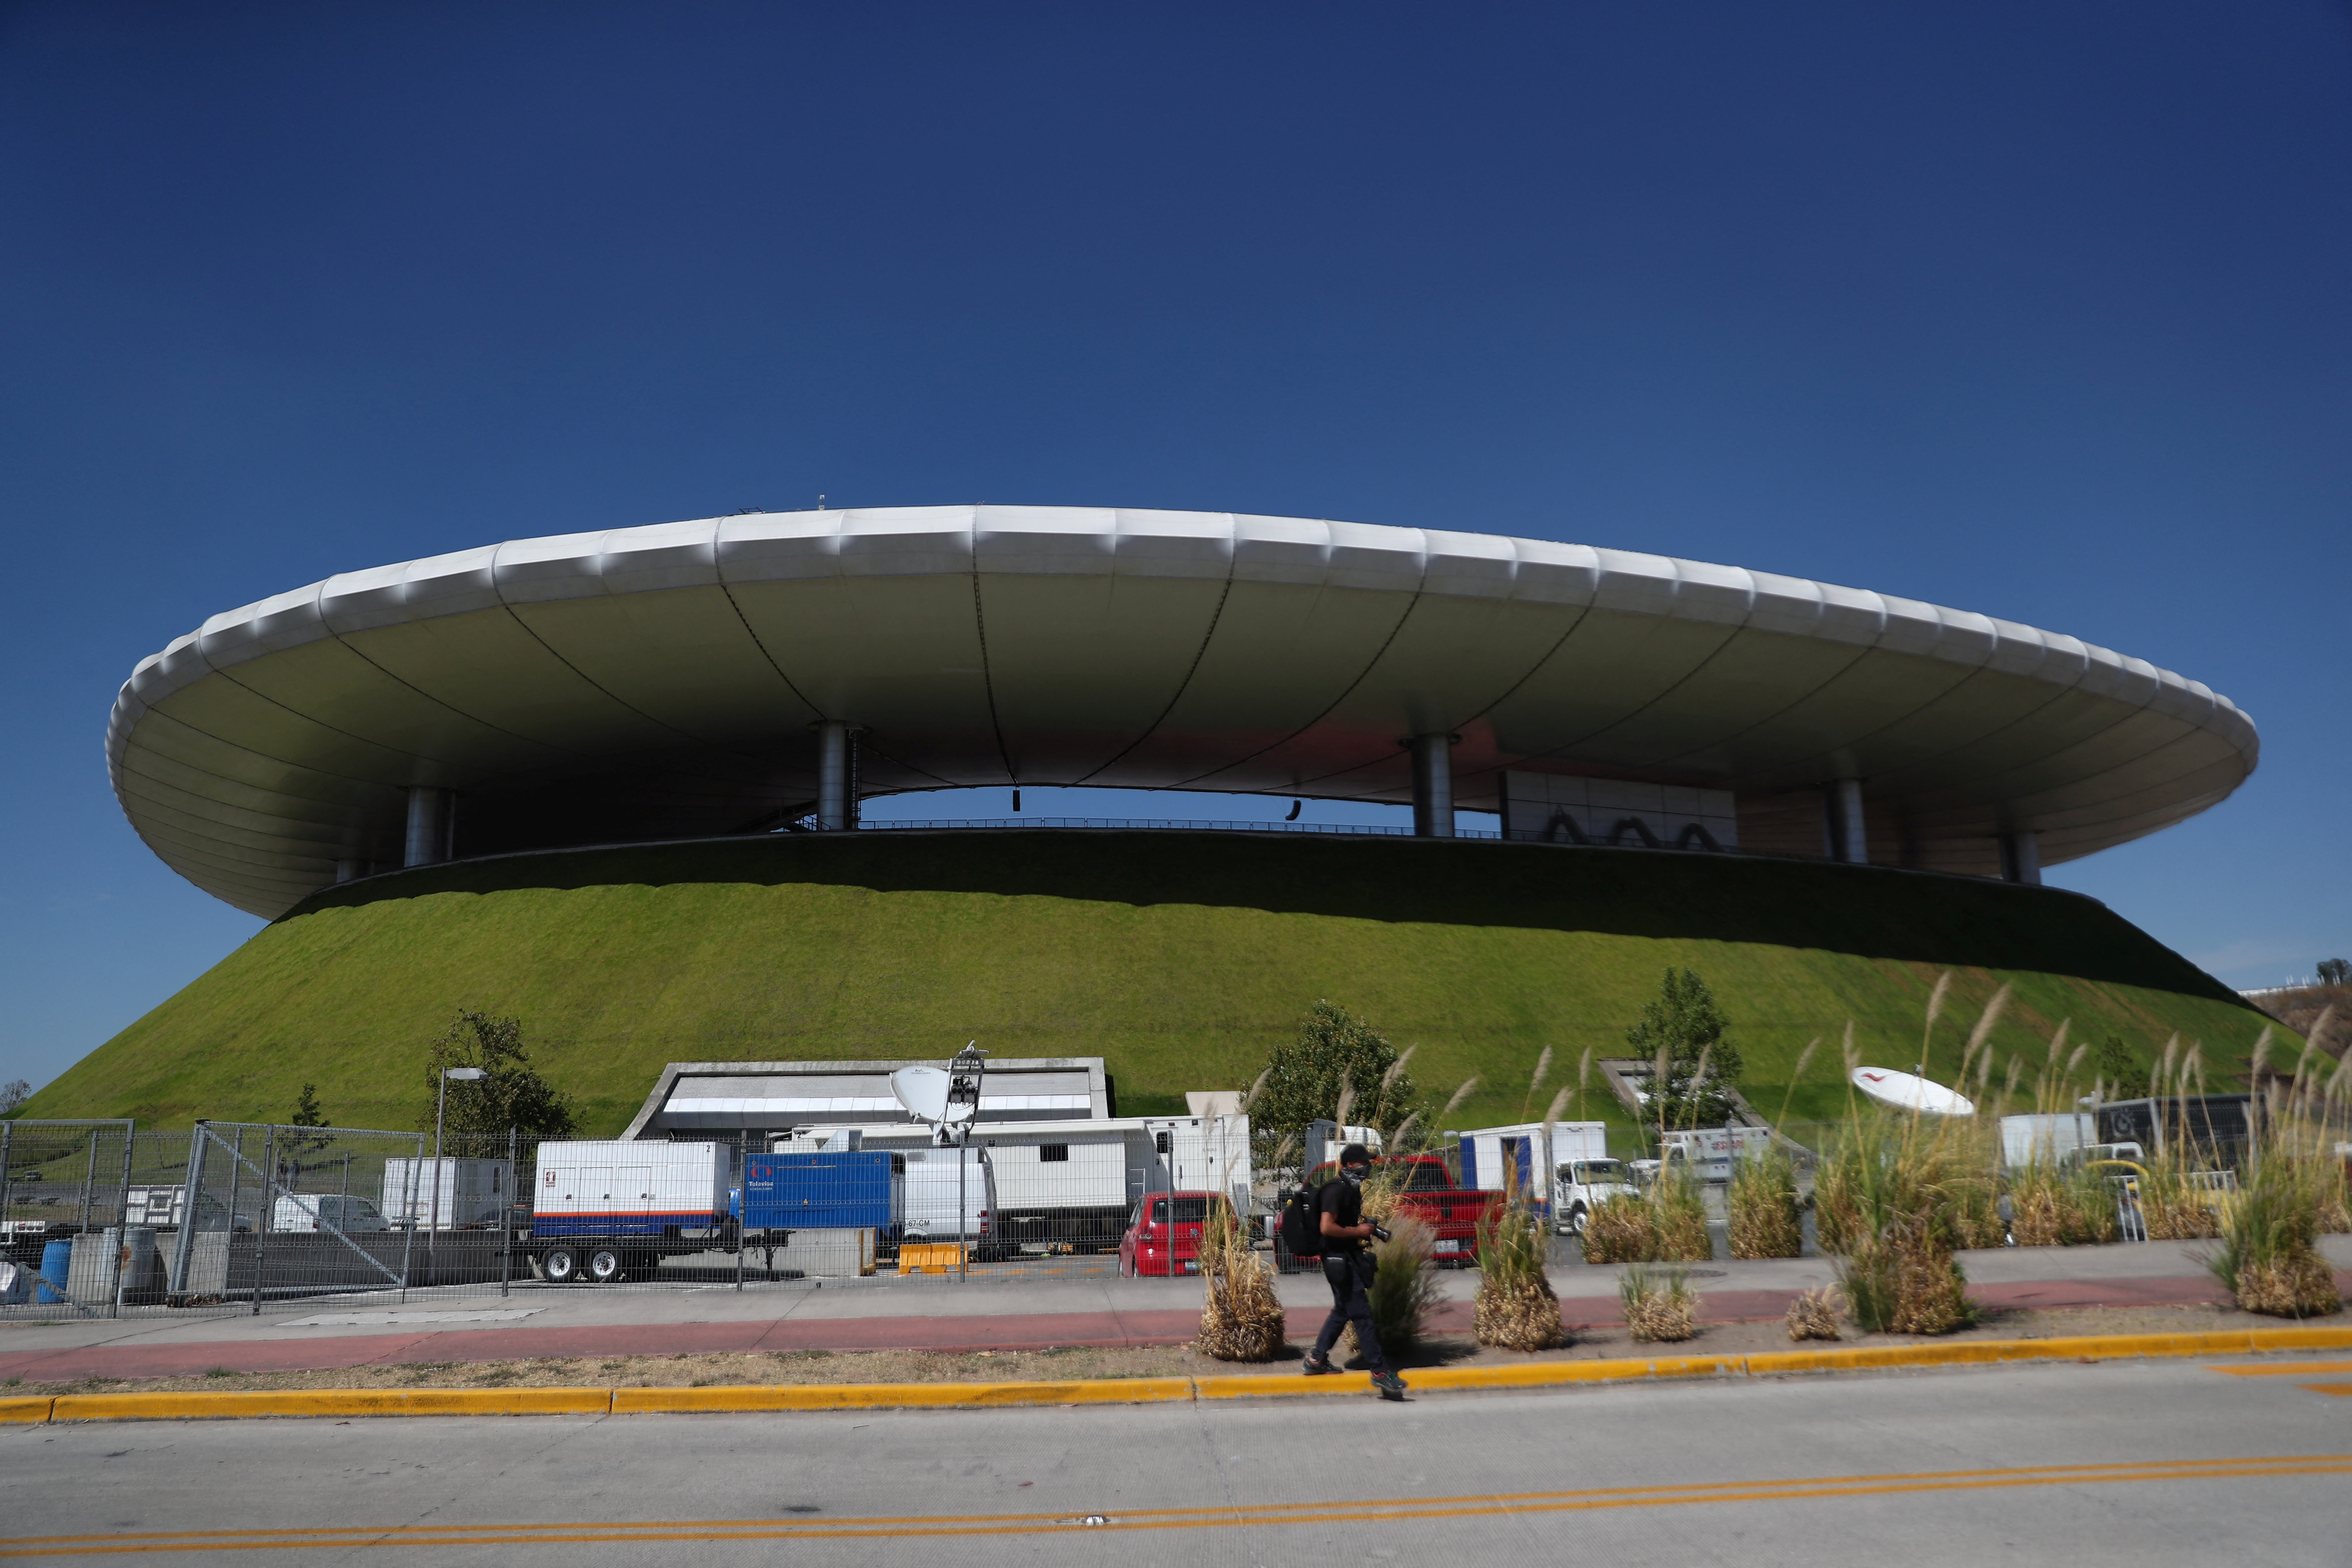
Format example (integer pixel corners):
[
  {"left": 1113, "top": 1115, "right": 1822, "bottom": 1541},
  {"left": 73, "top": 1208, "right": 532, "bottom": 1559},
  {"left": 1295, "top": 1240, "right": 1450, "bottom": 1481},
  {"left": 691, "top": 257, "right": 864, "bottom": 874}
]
[{"left": 1311, "top": 1251, "right": 1385, "bottom": 1371}]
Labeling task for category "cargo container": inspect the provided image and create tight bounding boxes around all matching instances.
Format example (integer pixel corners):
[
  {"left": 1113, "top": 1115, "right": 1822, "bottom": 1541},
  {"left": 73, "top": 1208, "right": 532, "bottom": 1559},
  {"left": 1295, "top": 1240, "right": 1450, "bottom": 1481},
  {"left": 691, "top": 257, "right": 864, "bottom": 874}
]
[
  {"left": 379, "top": 1158, "right": 514, "bottom": 1230},
  {"left": 739, "top": 1151, "right": 903, "bottom": 1234}
]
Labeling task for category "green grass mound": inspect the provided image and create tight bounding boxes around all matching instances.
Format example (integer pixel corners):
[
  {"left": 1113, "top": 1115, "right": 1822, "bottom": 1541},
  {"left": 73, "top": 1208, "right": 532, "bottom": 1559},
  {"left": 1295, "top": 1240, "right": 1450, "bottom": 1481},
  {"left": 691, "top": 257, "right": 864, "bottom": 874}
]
[{"left": 19, "top": 831, "right": 2269, "bottom": 1136}]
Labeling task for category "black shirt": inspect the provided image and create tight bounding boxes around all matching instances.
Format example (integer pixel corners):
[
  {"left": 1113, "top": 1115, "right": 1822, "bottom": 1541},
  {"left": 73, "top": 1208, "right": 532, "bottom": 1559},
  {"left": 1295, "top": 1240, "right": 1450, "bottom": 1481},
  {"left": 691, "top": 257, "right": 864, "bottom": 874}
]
[{"left": 1316, "top": 1175, "right": 1366, "bottom": 1254}]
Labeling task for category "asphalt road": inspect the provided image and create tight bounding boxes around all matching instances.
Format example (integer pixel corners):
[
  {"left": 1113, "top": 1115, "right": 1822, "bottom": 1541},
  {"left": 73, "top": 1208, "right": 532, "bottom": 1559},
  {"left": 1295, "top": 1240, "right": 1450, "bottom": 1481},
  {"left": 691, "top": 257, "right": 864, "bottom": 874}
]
[{"left": 6, "top": 1357, "right": 2349, "bottom": 1565}]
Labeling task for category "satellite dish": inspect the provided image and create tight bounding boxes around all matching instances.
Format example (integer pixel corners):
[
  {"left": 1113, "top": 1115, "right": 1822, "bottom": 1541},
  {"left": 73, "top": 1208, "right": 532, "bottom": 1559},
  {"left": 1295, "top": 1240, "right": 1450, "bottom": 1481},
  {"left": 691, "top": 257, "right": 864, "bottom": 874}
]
[
  {"left": 1850, "top": 1066, "right": 1976, "bottom": 1117},
  {"left": 890, "top": 1066, "right": 951, "bottom": 1124}
]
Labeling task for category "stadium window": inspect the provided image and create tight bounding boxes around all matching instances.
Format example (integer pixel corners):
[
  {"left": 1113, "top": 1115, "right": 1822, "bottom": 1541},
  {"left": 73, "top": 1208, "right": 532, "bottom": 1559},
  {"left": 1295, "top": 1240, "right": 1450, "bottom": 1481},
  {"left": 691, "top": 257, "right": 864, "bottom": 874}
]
[{"left": 1039, "top": 1144, "right": 1070, "bottom": 1162}]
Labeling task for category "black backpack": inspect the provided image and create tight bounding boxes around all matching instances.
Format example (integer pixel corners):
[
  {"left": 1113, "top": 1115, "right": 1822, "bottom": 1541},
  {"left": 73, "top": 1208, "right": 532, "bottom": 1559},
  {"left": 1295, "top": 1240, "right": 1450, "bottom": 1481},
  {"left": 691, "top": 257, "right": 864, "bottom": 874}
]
[{"left": 1277, "top": 1186, "right": 1322, "bottom": 1257}]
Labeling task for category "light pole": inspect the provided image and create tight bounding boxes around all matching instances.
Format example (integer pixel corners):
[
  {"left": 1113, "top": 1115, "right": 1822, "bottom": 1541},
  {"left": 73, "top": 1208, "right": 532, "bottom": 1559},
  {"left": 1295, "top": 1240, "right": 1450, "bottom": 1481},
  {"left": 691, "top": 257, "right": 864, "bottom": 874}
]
[{"left": 432, "top": 1067, "right": 486, "bottom": 1284}]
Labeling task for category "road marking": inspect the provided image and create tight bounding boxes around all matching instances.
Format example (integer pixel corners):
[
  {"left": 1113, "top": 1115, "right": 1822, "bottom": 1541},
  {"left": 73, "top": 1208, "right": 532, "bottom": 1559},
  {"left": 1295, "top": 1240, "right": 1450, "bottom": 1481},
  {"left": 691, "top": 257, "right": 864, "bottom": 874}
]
[
  {"left": 2208, "top": 1360, "right": 2352, "bottom": 1377},
  {"left": 3, "top": 1454, "right": 2345, "bottom": 1555},
  {"left": 2296, "top": 1383, "right": 2352, "bottom": 1397}
]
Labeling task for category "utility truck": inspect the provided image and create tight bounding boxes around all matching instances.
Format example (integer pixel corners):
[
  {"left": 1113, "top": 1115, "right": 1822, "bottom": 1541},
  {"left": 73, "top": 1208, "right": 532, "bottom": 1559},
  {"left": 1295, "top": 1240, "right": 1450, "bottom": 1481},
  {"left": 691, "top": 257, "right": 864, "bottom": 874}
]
[
  {"left": 530, "top": 1141, "right": 733, "bottom": 1284},
  {"left": 1459, "top": 1123, "right": 1608, "bottom": 1224}
]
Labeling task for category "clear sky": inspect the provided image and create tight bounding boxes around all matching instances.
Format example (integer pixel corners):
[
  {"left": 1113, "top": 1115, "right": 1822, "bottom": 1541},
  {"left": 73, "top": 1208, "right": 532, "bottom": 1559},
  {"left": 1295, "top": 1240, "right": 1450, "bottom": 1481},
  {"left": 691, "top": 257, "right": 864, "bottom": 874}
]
[{"left": 3, "top": 3, "right": 2347, "bottom": 1096}]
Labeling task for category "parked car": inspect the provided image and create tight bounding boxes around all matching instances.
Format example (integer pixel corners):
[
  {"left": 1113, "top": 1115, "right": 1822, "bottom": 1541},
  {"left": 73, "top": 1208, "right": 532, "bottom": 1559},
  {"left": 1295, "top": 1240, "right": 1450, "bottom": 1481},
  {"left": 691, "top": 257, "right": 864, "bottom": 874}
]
[
  {"left": 1286, "top": 1155, "right": 1504, "bottom": 1267},
  {"left": 1119, "top": 1190, "right": 1214, "bottom": 1277}
]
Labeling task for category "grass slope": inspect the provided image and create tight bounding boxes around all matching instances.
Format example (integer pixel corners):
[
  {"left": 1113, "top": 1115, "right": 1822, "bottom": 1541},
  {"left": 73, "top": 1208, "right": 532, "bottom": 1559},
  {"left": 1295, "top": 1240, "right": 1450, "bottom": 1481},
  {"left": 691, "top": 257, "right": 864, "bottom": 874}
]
[{"left": 19, "top": 831, "right": 2271, "bottom": 1136}]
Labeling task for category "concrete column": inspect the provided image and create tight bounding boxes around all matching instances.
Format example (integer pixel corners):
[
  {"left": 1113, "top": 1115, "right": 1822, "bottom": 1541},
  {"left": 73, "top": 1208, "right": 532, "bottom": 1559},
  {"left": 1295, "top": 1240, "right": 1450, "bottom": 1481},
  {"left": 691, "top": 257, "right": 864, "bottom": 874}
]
[
  {"left": 814, "top": 721, "right": 861, "bottom": 831},
  {"left": 2000, "top": 829, "right": 2041, "bottom": 886},
  {"left": 403, "top": 787, "right": 452, "bottom": 868},
  {"left": 1824, "top": 777, "right": 1868, "bottom": 865},
  {"left": 1409, "top": 733, "right": 1456, "bottom": 839}
]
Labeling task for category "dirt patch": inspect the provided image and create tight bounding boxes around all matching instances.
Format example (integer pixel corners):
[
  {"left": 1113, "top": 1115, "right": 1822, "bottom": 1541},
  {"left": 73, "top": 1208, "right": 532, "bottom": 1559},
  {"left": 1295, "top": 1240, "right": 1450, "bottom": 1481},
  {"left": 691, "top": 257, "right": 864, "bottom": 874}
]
[{"left": 3, "top": 1301, "right": 2325, "bottom": 1397}]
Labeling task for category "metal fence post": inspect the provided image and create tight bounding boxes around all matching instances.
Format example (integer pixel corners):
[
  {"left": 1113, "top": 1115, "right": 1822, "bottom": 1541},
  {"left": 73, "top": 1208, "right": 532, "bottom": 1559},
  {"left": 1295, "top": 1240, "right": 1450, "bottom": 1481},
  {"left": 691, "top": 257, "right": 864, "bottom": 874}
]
[
  {"left": 736, "top": 1132, "right": 748, "bottom": 1292},
  {"left": 79, "top": 1132, "right": 99, "bottom": 1234},
  {"left": 396, "top": 1133, "right": 422, "bottom": 1302},
  {"left": 251, "top": 1124, "right": 275, "bottom": 1315},
  {"left": 112, "top": 1124, "right": 137, "bottom": 1319},
  {"left": 500, "top": 1127, "right": 516, "bottom": 1298},
  {"left": 168, "top": 1125, "right": 208, "bottom": 1298},
  {"left": 0, "top": 1120, "right": 13, "bottom": 1246}
]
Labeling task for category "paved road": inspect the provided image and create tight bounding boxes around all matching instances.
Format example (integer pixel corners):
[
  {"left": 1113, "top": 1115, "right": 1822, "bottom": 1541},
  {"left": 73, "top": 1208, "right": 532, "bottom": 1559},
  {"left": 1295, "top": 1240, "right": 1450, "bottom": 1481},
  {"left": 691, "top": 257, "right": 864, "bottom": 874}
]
[{"left": 7, "top": 1356, "right": 2350, "bottom": 1564}]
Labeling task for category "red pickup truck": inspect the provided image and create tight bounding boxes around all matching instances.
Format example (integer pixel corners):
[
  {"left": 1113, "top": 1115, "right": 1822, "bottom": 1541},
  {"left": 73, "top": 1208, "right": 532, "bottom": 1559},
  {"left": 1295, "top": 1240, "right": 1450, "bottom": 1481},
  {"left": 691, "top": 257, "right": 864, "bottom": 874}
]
[{"left": 1284, "top": 1155, "right": 1506, "bottom": 1268}]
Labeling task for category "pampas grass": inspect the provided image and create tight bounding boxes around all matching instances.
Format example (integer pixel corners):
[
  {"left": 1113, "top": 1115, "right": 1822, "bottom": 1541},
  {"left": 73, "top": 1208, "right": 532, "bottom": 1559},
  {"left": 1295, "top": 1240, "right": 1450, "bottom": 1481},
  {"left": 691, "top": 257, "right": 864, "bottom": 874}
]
[
  {"left": 1579, "top": 1192, "right": 1653, "bottom": 1265},
  {"left": 1473, "top": 1200, "right": 1563, "bottom": 1351},
  {"left": 1359, "top": 1213, "right": 1444, "bottom": 1357},
  {"left": 1728, "top": 1144, "right": 1802, "bottom": 1259},
  {"left": 1193, "top": 1196, "right": 1286, "bottom": 1361},
  {"left": 2210, "top": 1154, "right": 2342, "bottom": 1319},
  {"left": 1578, "top": 1170, "right": 1711, "bottom": 1263},
  {"left": 1620, "top": 1264, "right": 1697, "bottom": 1342},
  {"left": 2007, "top": 1163, "right": 2118, "bottom": 1246},
  {"left": 1785, "top": 1285, "right": 1843, "bottom": 1341}
]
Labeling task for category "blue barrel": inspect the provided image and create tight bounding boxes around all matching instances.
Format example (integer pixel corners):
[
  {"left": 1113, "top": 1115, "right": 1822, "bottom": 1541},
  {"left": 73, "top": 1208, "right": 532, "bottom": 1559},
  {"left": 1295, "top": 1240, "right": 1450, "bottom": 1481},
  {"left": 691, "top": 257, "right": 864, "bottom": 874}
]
[{"left": 36, "top": 1240, "right": 72, "bottom": 1304}]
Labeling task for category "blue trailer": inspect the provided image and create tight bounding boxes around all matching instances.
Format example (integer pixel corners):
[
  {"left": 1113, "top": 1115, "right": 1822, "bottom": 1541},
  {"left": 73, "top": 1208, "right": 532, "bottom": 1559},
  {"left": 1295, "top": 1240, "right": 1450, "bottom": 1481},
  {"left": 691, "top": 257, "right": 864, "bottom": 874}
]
[{"left": 737, "top": 1152, "right": 904, "bottom": 1238}]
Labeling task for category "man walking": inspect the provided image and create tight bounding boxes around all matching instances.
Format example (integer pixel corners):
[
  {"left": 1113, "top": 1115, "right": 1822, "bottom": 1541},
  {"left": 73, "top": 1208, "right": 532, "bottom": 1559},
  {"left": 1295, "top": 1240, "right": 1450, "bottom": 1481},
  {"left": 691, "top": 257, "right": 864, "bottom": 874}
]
[{"left": 1301, "top": 1144, "right": 1407, "bottom": 1400}]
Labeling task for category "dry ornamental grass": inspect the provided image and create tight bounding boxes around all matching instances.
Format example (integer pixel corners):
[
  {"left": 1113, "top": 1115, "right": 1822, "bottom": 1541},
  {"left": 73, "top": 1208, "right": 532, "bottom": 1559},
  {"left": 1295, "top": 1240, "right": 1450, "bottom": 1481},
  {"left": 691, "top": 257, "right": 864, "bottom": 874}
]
[
  {"left": 1579, "top": 1193, "right": 1653, "bottom": 1265},
  {"left": 1620, "top": 1264, "right": 1697, "bottom": 1343},
  {"left": 1473, "top": 1204, "right": 1564, "bottom": 1351},
  {"left": 1785, "top": 1285, "right": 1843, "bottom": 1341},
  {"left": 1194, "top": 1199, "right": 1286, "bottom": 1362},
  {"left": 1727, "top": 1150, "right": 1802, "bottom": 1259}
]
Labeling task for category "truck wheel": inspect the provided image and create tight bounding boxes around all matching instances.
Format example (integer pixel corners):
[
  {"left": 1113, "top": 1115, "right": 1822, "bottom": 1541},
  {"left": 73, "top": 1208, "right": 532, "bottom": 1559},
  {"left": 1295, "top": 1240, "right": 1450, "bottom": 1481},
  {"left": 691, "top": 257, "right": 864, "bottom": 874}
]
[
  {"left": 1565, "top": 1204, "right": 1589, "bottom": 1237},
  {"left": 585, "top": 1246, "right": 626, "bottom": 1285},
  {"left": 539, "top": 1245, "right": 582, "bottom": 1284}
]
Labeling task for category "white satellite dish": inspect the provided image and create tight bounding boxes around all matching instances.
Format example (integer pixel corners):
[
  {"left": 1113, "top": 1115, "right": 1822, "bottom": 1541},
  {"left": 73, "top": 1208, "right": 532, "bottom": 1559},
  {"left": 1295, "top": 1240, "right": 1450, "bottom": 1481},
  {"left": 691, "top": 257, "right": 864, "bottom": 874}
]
[
  {"left": 1850, "top": 1066, "right": 1976, "bottom": 1117},
  {"left": 890, "top": 1065, "right": 952, "bottom": 1124}
]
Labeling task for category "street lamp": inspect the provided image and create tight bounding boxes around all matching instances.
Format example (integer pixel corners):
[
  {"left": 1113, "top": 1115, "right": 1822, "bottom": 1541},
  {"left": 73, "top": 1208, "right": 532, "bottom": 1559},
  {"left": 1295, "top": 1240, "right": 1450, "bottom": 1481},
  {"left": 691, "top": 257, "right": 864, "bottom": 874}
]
[{"left": 430, "top": 1068, "right": 487, "bottom": 1276}]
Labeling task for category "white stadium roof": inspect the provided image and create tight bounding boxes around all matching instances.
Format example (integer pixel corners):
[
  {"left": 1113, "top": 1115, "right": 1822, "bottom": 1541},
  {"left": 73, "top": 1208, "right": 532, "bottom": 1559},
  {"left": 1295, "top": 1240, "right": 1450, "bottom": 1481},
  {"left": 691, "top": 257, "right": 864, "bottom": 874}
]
[{"left": 110, "top": 506, "right": 2257, "bottom": 917}]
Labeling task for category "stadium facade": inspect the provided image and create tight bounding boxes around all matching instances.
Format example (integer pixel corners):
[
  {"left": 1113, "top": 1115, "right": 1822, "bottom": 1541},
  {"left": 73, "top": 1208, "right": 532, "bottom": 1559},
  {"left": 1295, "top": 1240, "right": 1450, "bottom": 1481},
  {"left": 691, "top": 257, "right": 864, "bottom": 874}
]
[{"left": 110, "top": 507, "right": 2256, "bottom": 918}]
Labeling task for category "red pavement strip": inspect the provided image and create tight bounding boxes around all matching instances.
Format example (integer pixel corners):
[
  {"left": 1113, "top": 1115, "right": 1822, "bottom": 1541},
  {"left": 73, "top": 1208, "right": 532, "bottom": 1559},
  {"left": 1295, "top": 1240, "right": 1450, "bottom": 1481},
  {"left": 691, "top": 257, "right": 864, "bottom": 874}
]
[{"left": 0, "top": 1274, "right": 2260, "bottom": 1384}]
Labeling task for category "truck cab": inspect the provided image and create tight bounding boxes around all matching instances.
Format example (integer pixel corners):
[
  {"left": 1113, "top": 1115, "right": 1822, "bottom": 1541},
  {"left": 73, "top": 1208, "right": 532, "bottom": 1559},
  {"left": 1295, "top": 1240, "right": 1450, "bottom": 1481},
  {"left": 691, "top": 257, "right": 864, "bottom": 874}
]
[{"left": 1552, "top": 1158, "right": 1634, "bottom": 1237}]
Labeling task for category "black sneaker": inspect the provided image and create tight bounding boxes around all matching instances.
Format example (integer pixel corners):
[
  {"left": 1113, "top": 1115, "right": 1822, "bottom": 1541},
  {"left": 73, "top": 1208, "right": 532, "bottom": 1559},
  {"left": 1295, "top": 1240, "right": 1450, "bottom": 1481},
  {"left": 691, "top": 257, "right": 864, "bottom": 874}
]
[
  {"left": 1370, "top": 1370, "right": 1407, "bottom": 1401},
  {"left": 1301, "top": 1354, "right": 1337, "bottom": 1376}
]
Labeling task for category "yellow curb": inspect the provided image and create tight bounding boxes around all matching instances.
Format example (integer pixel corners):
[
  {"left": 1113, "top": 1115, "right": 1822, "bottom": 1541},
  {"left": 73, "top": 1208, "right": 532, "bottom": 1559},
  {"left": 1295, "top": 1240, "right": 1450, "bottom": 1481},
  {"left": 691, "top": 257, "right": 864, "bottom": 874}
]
[
  {"left": 20, "top": 1323, "right": 2352, "bottom": 1422},
  {"left": 614, "top": 1376, "right": 1195, "bottom": 1413},
  {"left": 46, "top": 1387, "right": 612, "bottom": 1422},
  {"left": 1193, "top": 1371, "right": 1373, "bottom": 1399}
]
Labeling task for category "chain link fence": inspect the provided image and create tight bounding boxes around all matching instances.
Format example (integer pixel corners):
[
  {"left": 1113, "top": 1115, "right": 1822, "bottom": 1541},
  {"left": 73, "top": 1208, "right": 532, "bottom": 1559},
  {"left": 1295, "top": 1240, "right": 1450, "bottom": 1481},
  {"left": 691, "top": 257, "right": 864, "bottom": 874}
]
[{"left": 2, "top": 1118, "right": 1250, "bottom": 1318}]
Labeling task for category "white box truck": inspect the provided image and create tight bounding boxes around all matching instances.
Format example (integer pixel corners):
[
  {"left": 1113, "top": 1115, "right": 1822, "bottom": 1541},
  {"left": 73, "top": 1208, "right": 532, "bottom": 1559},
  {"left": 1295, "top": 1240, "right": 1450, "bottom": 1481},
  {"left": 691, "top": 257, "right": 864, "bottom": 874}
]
[
  {"left": 897, "top": 1147, "right": 1004, "bottom": 1259},
  {"left": 1999, "top": 1113, "right": 2095, "bottom": 1169},
  {"left": 529, "top": 1141, "right": 732, "bottom": 1284},
  {"left": 380, "top": 1158, "right": 514, "bottom": 1230},
  {"left": 1656, "top": 1127, "right": 1773, "bottom": 1183}
]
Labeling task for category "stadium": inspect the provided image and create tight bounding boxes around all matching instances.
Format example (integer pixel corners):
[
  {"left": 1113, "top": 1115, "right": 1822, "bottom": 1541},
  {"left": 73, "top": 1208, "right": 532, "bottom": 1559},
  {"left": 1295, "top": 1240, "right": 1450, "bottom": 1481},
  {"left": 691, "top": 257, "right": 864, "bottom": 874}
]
[{"left": 31, "top": 506, "right": 2270, "bottom": 1131}]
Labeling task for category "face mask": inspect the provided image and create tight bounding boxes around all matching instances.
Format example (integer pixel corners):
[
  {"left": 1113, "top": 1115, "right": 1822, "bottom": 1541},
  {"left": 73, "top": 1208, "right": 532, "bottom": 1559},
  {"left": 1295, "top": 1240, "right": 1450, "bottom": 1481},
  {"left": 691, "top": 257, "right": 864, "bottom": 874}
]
[{"left": 1341, "top": 1167, "right": 1366, "bottom": 1186}]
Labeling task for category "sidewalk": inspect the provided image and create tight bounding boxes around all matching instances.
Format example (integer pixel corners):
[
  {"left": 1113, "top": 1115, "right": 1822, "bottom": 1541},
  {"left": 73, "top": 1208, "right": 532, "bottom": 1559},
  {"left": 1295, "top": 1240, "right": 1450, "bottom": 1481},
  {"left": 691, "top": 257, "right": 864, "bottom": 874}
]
[{"left": 5, "top": 1239, "right": 2345, "bottom": 1384}]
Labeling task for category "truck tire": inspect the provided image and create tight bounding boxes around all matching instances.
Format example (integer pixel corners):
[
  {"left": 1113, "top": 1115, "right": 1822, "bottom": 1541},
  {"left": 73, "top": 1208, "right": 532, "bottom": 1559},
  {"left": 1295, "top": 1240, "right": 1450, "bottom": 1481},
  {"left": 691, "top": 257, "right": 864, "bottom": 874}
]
[
  {"left": 539, "top": 1244, "right": 582, "bottom": 1284},
  {"left": 585, "top": 1246, "right": 626, "bottom": 1285},
  {"left": 1563, "top": 1204, "right": 1588, "bottom": 1238}
]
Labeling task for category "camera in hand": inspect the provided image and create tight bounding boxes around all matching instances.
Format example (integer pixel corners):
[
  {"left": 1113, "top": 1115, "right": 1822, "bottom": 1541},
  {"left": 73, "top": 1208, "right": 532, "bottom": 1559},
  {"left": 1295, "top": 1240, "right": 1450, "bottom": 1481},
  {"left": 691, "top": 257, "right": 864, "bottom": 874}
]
[{"left": 1371, "top": 1223, "right": 1393, "bottom": 1243}]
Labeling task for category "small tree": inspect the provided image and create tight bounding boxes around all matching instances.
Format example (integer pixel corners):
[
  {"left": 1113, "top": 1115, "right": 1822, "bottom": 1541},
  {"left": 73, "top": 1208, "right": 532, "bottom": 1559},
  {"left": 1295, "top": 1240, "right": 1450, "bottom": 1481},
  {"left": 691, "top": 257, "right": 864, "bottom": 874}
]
[
  {"left": 0, "top": 1079, "right": 28, "bottom": 1117},
  {"left": 1626, "top": 968, "right": 1742, "bottom": 1132},
  {"left": 2318, "top": 958, "right": 2351, "bottom": 987},
  {"left": 1251, "top": 1000, "right": 1418, "bottom": 1178},
  {"left": 291, "top": 1083, "right": 328, "bottom": 1129},
  {"left": 421, "top": 1011, "right": 577, "bottom": 1141},
  {"left": 2093, "top": 1034, "right": 2147, "bottom": 1101}
]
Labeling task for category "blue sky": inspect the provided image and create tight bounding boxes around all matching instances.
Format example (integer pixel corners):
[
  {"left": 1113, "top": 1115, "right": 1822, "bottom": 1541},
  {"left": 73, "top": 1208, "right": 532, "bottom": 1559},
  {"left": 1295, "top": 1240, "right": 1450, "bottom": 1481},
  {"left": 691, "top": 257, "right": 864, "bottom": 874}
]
[{"left": 3, "top": 3, "right": 2347, "bottom": 1095}]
